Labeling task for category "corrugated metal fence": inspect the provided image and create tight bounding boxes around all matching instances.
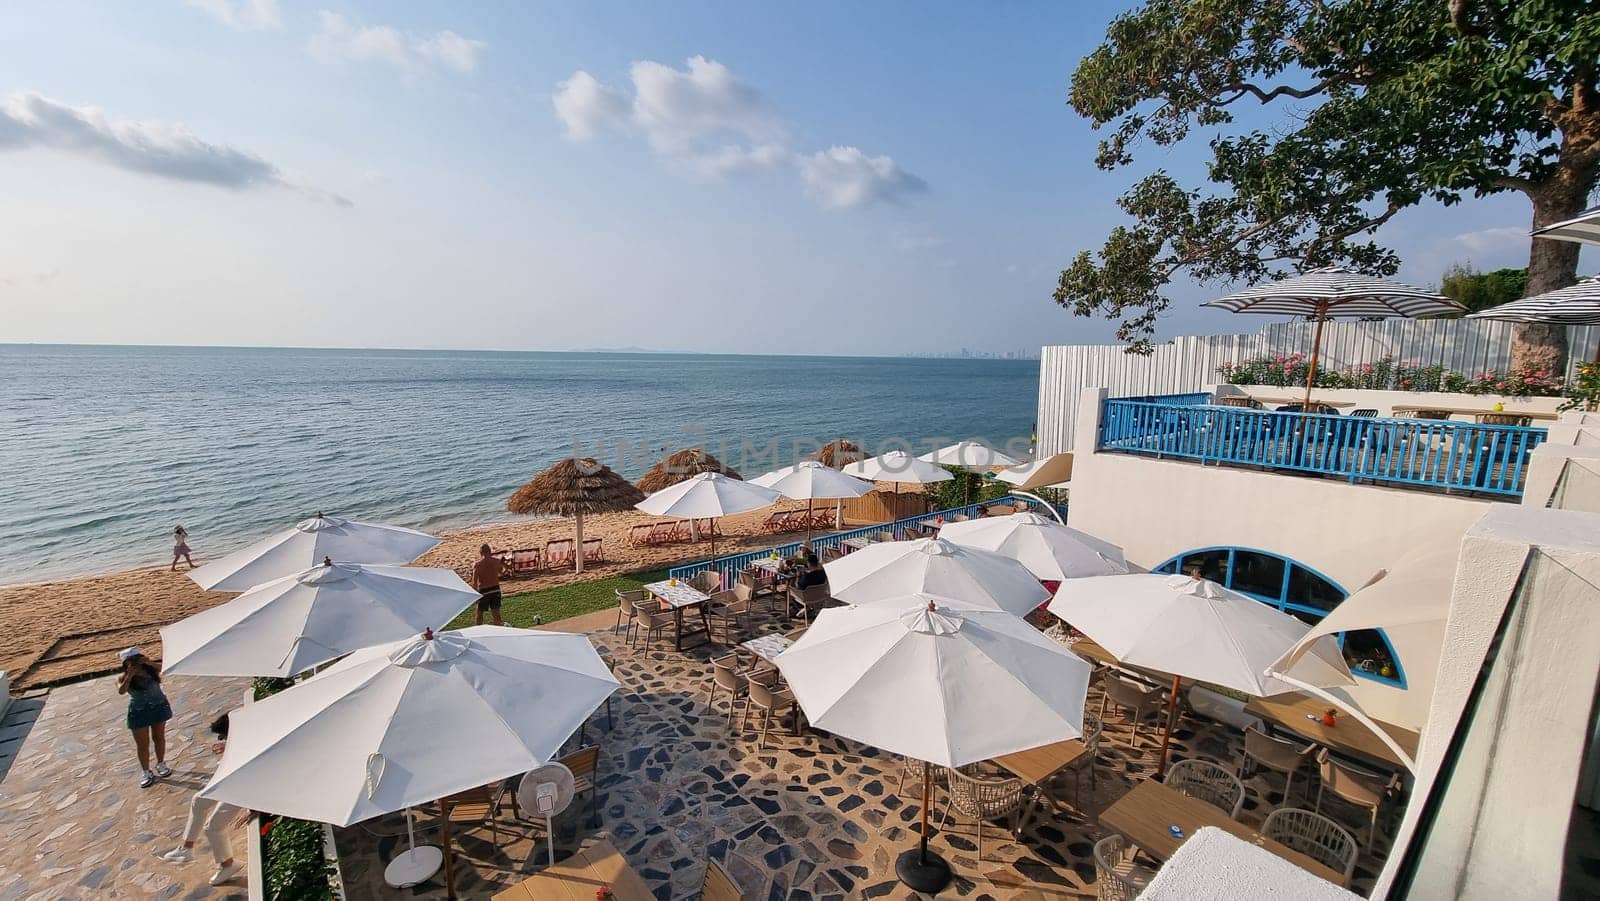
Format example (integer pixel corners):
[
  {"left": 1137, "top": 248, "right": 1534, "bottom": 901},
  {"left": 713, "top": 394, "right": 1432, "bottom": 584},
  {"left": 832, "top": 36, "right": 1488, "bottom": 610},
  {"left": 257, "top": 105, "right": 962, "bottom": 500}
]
[{"left": 1037, "top": 319, "right": 1598, "bottom": 455}]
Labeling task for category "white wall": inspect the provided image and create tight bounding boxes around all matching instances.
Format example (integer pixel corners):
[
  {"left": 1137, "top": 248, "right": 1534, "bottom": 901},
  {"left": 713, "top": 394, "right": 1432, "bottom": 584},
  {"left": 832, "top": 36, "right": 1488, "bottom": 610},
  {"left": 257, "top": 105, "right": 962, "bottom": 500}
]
[
  {"left": 1068, "top": 388, "right": 1495, "bottom": 728},
  {"left": 1371, "top": 505, "right": 1600, "bottom": 900},
  {"left": 1036, "top": 319, "right": 1598, "bottom": 454}
]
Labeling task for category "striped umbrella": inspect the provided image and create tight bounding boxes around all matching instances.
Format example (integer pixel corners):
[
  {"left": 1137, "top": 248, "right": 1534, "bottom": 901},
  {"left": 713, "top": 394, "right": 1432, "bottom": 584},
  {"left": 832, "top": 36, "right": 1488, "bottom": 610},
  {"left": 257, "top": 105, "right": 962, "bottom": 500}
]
[
  {"left": 1202, "top": 267, "right": 1464, "bottom": 407},
  {"left": 1467, "top": 278, "right": 1600, "bottom": 360},
  {"left": 1533, "top": 206, "right": 1600, "bottom": 246}
]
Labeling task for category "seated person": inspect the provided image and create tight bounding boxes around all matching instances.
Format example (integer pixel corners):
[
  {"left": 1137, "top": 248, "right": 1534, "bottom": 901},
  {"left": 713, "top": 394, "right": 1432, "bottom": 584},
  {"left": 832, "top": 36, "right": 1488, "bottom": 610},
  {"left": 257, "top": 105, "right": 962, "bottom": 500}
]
[{"left": 793, "top": 554, "right": 828, "bottom": 591}]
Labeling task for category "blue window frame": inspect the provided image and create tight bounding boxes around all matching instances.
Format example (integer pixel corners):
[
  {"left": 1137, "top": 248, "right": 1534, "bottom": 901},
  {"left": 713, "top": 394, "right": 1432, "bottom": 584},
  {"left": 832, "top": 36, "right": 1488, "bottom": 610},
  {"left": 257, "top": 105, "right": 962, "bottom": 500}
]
[{"left": 1152, "top": 546, "right": 1406, "bottom": 688}]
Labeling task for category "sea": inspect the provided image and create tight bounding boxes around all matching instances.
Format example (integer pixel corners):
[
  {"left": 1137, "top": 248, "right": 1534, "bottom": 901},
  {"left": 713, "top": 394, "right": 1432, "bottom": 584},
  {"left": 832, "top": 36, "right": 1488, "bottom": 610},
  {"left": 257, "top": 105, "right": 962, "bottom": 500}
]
[{"left": 0, "top": 344, "right": 1040, "bottom": 585}]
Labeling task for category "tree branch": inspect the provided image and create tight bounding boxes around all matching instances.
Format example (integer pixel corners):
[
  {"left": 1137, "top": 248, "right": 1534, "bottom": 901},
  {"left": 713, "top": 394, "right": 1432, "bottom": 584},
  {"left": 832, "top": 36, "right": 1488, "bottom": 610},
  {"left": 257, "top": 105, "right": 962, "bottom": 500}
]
[{"left": 1217, "top": 79, "right": 1334, "bottom": 105}]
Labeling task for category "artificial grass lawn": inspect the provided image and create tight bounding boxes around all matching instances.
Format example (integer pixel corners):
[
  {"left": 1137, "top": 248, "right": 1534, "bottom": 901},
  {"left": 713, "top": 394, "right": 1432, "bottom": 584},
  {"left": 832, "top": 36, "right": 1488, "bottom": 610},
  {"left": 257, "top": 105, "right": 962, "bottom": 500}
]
[{"left": 446, "top": 567, "right": 670, "bottom": 630}]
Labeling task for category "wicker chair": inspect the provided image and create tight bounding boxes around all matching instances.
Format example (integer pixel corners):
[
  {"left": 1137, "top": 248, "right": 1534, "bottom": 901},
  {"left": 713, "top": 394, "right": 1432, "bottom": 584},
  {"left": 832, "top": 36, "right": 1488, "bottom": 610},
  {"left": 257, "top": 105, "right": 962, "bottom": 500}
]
[
  {"left": 614, "top": 588, "right": 647, "bottom": 638},
  {"left": 706, "top": 589, "right": 753, "bottom": 643},
  {"left": 742, "top": 671, "right": 800, "bottom": 750},
  {"left": 1316, "top": 748, "right": 1400, "bottom": 848},
  {"left": 1099, "top": 676, "right": 1165, "bottom": 748},
  {"left": 690, "top": 570, "right": 723, "bottom": 593},
  {"left": 1166, "top": 759, "right": 1245, "bottom": 819},
  {"left": 1239, "top": 724, "right": 1316, "bottom": 808},
  {"left": 938, "top": 765, "right": 1026, "bottom": 860},
  {"left": 893, "top": 756, "right": 946, "bottom": 800},
  {"left": 706, "top": 653, "right": 749, "bottom": 729},
  {"left": 1262, "top": 807, "right": 1360, "bottom": 887},
  {"left": 1060, "top": 712, "right": 1104, "bottom": 807},
  {"left": 788, "top": 583, "right": 831, "bottom": 624},
  {"left": 1093, "top": 834, "right": 1156, "bottom": 900},
  {"left": 631, "top": 607, "right": 676, "bottom": 649}
]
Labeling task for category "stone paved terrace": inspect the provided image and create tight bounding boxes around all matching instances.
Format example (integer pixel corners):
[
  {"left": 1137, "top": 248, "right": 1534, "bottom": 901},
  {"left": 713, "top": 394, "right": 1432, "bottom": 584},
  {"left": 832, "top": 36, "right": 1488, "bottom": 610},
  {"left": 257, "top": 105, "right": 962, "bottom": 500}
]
[{"left": 0, "top": 606, "right": 1400, "bottom": 899}]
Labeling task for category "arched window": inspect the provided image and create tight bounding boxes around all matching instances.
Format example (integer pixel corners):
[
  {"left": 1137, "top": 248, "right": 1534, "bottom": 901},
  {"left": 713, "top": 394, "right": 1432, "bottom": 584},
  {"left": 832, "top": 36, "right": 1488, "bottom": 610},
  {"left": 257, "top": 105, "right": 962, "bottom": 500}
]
[{"left": 1152, "top": 547, "right": 1406, "bottom": 688}]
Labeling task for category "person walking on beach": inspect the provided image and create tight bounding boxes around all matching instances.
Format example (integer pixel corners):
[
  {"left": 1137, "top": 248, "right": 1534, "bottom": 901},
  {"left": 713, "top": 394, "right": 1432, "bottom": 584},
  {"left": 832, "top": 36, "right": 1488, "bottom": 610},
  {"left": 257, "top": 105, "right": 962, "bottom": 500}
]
[
  {"left": 171, "top": 525, "right": 195, "bottom": 571},
  {"left": 117, "top": 647, "right": 172, "bottom": 788},
  {"left": 160, "top": 713, "right": 245, "bottom": 885},
  {"left": 473, "top": 543, "right": 504, "bottom": 626}
]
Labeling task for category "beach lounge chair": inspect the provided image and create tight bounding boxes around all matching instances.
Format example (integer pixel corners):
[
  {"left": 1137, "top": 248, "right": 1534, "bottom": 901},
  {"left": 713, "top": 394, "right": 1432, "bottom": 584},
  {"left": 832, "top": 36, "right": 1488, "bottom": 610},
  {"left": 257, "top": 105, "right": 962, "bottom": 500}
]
[
  {"left": 581, "top": 537, "right": 604, "bottom": 566},
  {"left": 544, "top": 538, "right": 574, "bottom": 570},
  {"left": 695, "top": 517, "right": 722, "bottom": 538},
  {"left": 627, "top": 523, "right": 656, "bottom": 546},
  {"left": 501, "top": 548, "right": 541, "bottom": 578}
]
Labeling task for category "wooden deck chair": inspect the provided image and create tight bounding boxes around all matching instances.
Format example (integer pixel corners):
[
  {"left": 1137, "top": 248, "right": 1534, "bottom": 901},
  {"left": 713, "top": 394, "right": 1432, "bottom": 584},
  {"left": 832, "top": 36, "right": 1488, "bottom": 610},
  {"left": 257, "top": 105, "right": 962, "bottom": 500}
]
[
  {"left": 581, "top": 537, "right": 604, "bottom": 566},
  {"left": 503, "top": 548, "right": 541, "bottom": 578},
  {"left": 543, "top": 538, "right": 574, "bottom": 570},
  {"left": 627, "top": 523, "right": 655, "bottom": 546}
]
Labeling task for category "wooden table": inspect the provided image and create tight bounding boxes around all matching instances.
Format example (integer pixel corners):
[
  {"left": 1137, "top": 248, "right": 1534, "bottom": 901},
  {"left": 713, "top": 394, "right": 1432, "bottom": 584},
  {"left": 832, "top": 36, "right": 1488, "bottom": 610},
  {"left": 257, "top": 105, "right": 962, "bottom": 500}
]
[
  {"left": 1390, "top": 403, "right": 1559, "bottom": 422},
  {"left": 1246, "top": 692, "right": 1419, "bottom": 772},
  {"left": 642, "top": 580, "right": 711, "bottom": 651},
  {"left": 492, "top": 838, "right": 652, "bottom": 901},
  {"left": 994, "top": 738, "right": 1089, "bottom": 831},
  {"left": 1101, "top": 781, "right": 1345, "bottom": 885}
]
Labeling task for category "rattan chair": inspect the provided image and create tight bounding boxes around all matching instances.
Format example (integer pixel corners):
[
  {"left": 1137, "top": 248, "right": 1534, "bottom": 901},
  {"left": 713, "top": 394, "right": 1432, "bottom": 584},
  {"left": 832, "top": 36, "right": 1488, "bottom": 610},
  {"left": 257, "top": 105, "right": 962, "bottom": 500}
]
[
  {"left": 1060, "top": 712, "right": 1104, "bottom": 807},
  {"left": 1092, "top": 834, "right": 1155, "bottom": 901},
  {"left": 1316, "top": 748, "right": 1399, "bottom": 848},
  {"left": 743, "top": 671, "right": 800, "bottom": 750},
  {"left": 706, "top": 653, "right": 749, "bottom": 729},
  {"left": 614, "top": 588, "right": 647, "bottom": 638},
  {"left": 690, "top": 570, "right": 723, "bottom": 594},
  {"left": 893, "top": 756, "right": 945, "bottom": 800},
  {"left": 788, "top": 583, "right": 831, "bottom": 624},
  {"left": 938, "top": 764, "right": 1026, "bottom": 860},
  {"left": 1166, "top": 758, "right": 1245, "bottom": 819},
  {"left": 706, "top": 589, "right": 753, "bottom": 643},
  {"left": 1239, "top": 724, "right": 1316, "bottom": 808},
  {"left": 631, "top": 607, "right": 676, "bottom": 649},
  {"left": 1262, "top": 807, "right": 1360, "bottom": 887},
  {"left": 1099, "top": 676, "right": 1165, "bottom": 748}
]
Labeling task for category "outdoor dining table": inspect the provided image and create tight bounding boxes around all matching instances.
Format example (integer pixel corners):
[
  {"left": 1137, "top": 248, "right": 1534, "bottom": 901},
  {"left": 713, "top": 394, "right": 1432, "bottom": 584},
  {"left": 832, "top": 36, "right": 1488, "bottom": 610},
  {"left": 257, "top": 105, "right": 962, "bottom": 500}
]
[
  {"left": 1245, "top": 692, "right": 1419, "bottom": 773},
  {"left": 841, "top": 536, "right": 875, "bottom": 552},
  {"left": 491, "top": 837, "right": 652, "bottom": 901},
  {"left": 741, "top": 632, "right": 794, "bottom": 663},
  {"left": 1100, "top": 781, "right": 1345, "bottom": 885},
  {"left": 1243, "top": 394, "right": 1356, "bottom": 409},
  {"left": 642, "top": 579, "right": 712, "bottom": 651},
  {"left": 993, "top": 737, "right": 1088, "bottom": 832},
  {"left": 1390, "top": 403, "right": 1559, "bottom": 422}
]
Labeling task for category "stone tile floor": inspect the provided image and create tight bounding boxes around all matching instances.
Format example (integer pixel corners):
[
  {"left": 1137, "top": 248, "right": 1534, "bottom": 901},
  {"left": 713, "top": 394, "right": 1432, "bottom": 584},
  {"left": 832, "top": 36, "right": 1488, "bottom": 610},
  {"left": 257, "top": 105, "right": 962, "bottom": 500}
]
[{"left": 0, "top": 605, "right": 1401, "bottom": 900}]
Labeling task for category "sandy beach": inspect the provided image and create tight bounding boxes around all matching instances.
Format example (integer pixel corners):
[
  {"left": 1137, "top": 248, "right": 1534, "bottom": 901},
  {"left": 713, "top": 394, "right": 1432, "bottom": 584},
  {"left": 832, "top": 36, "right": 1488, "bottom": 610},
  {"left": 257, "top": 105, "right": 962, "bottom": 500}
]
[{"left": 0, "top": 499, "right": 910, "bottom": 691}]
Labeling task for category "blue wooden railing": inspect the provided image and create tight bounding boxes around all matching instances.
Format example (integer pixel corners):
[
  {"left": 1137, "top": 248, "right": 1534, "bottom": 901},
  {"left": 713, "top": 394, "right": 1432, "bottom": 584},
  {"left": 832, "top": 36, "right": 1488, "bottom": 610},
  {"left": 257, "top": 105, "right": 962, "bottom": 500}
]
[
  {"left": 1098, "top": 398, "right": 1547, "bottom": 497},
  {"left": 667, "top": 494, "right": 1065, "bottom": 588}
]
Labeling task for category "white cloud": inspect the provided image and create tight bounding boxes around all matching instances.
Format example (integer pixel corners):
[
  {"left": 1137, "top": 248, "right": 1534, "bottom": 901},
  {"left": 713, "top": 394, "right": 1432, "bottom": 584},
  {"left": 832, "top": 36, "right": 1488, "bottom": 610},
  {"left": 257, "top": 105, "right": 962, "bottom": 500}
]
[
  {"left": 0, "top": 92, "right": 348, "bottom": 205},
  {"left": 798, "top": 146, "right": 927, "bottom": 210},
  {"left": 307, "top": 12, "right": 485, "bottom": 74},
  {"left": 1449, "top": 226, "right": 1528, "bottom": 257},
  {"left": 891, "top": 230, "right": 944, "bottom": 253},
  {"left": 552, "top": 56, "right": 923, "bottom": 210},
  {"left": 185, "top": 0, "right": 282, "bottom": 31},
  {"left": 553, "top": 71, "right": 629, "bottom": 140}
]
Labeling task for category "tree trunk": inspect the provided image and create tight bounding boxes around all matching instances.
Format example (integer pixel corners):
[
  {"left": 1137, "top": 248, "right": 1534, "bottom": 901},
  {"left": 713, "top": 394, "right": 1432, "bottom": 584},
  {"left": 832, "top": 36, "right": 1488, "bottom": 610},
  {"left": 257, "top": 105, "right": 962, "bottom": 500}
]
[{"left": 1513, "top": 171, "right": 1592, "bottom": 375}]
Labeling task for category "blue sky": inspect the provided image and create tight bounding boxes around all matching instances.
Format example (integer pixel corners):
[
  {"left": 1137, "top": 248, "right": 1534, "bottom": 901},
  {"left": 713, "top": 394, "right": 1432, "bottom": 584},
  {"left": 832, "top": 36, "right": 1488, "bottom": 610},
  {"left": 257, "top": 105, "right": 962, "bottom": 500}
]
[{"left": 0, "top": 1, "right": 1573, "bottom": 356}]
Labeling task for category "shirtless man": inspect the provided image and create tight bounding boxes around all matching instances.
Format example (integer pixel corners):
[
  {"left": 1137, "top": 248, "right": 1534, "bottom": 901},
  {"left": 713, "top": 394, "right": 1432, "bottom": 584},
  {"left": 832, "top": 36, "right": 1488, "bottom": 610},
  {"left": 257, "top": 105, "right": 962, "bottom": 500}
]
[{"left": 472, "top": 544, "right": 504, "bottom": 626}]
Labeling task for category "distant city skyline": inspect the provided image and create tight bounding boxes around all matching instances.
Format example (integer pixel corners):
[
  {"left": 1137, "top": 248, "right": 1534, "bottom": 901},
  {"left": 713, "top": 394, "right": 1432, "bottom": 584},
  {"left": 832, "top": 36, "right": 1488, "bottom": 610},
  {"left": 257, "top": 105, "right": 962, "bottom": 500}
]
[{"left": 0, "top": 2, "right": 1581, "bottom": 356}]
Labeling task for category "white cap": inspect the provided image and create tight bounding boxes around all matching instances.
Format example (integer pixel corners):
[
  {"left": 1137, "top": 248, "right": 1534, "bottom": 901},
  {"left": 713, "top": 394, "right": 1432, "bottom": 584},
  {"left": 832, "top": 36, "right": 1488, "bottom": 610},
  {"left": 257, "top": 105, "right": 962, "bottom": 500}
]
[{"left": 118, "top": 646, "right": 142, "bottom": 662}]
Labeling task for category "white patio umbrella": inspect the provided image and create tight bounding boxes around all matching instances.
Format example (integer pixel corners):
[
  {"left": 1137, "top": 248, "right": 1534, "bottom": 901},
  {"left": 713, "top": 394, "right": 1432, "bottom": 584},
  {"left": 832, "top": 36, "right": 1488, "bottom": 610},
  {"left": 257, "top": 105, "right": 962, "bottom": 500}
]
[
  {"left": 919, "top": 442, "right": 1022, "bottom": 506},
  {"left": 635, "top": 472, "right": 781, "bottom": 571},
  {"left": 1468, "top": 278, "right": 1600, "bottom": 360},
  {"left": 200, "top": 626, "right": 617, "bottom": 895},
  {"left": 994, "top": 453, "right": 1074, "bottom": 491},
  {"left": 1049, "top": 573, "right": 1353, "bottom": 776},
  {"left": 1202, "top": 266, "right": 1465, "bottom": 408},
  {"left": 842, "top": 450, "right": 955, "bottom": 485},
  {"left": 824, "top": 536, "right": 1049, "bottom": 615},
  {"left": 937, "top": 512, "right": 1127, "bottom": 582},
  {"left": 777, "top": 595, "right": 1092, "bottom": 893},
  {"left": 751, "top": 461, "right": 875, "bottom": 541},
  {"left": 189, "top": 513, "right": 441, "bottom": 592},
  {"left": 160, "top": 561, "right": 479, "bottom": 677},
  {"left": 1532, "top": 205, "right": 1600, "bottom": 245}
]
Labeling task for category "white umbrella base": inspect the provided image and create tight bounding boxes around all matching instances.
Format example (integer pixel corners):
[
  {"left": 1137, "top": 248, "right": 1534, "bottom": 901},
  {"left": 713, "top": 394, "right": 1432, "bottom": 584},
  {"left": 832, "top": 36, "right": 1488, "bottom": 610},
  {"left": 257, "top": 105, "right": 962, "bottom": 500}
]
[
  {"left": 896, "top": 846, "right": 952, "bottom": 893},
  {"left": 385, "top": 846, "right": 443, "bottom": 888}
]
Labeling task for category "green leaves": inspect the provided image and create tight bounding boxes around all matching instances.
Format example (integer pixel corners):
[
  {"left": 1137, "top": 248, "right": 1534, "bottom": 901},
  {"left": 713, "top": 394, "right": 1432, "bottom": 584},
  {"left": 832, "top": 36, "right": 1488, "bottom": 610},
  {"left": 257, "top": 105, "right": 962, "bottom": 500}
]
[{"left": 1058, "top": 0, "right": 1600, "bottom": 348}]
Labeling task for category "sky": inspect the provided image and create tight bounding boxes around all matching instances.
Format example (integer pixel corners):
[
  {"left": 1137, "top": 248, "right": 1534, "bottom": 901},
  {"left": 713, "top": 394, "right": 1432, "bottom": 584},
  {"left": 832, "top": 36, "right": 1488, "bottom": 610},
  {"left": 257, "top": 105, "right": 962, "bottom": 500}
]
[{"left": 0, "top": 1, "right": 1580, "bottom": 356}]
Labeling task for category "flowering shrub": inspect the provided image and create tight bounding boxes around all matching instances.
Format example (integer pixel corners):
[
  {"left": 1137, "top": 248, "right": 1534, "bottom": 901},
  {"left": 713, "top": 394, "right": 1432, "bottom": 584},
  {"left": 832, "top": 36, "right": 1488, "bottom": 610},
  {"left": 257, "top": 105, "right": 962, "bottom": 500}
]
[
  {"left": 1560, "top": 361, "right": 1600, "bottom": 411},
  {"left": 1218, "top": 354, "right": 1564, "bottom": 397}
]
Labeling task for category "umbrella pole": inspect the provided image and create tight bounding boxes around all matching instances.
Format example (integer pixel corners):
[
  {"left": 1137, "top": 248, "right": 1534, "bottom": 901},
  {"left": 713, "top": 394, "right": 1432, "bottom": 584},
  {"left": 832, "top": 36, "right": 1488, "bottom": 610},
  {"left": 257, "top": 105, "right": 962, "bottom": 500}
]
[
  {"left": 806, "top": 498, "right": 814, "bottom": 543},
  {"left": 574, "top": 512, "right": 584, "bottom": 574},
  {"left": 440, "top": 806, "right": 456, "bottom": 899},
  {"left": 1303, "top": 305, "right": 1328, "bottom": 409},
  {"left": 1155, "top": 673, "right": 1182, "bottom": 778},
  {"left": 895, "top": 759, "right": 952, "bottom": 892}
]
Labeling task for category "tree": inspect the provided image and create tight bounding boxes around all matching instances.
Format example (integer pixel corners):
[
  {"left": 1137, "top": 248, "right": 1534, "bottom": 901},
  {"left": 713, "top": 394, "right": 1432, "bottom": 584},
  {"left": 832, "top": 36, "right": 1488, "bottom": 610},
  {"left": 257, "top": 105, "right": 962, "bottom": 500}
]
[
  {"left": 1438, "top": 263, "right": 1529, "bottom": 313},
  {"left": 1056, "top": 0, "right": 1599, "bottom": 372}
]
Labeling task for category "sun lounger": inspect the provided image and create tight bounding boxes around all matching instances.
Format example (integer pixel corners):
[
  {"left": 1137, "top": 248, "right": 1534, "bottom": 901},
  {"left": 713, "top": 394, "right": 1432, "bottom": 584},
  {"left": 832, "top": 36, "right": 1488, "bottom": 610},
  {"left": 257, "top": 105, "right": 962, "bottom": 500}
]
[
  {"left": 628, "top": 523, "right": 657, "bottom": 546},
  {"left": 695, "top": 517, "right": 722, "bottom": 539},
  {"left": 761, "top": 510, "right": 791, "bottom": 533},
  {"left": 581, "top": 537, "right": 604, "bottom": 566},
  {"left": 500, "top": 548, "right": 541, "bottom": 578},
  {"left": 544, "top": 538, "right": 575, "bottom": 569}
]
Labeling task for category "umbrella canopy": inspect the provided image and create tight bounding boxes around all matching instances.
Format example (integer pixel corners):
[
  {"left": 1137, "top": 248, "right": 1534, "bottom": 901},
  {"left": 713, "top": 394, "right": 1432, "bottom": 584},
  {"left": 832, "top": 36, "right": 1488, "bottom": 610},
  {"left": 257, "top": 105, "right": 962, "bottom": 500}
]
[
  {"left": 918, "top": 441, "right": 1022, "bottom": 471},
  {"left": 1202, "top": 266, "right": 1465, "bottom": 407},
  {"left": 635, "top": 448, "right": 741, "bottom": 494},
  {"left": 842, "top": 450, "right": 954, "bottom": 485},
  {"left": 189, "top": 514, "right": 441, "bottom": 592},
  {"left": 507, "top": 457, "right": 645, "bottom": 574},
  {"left": 1468, "top": 279, "right": 1600, "bottom": 361},
  {"left": 1051, "top": 572, "right": 1353, "bottom": 776},
  {"left": 994, "top": 453, "right": 1074, "bottom": 491},
  {"left": 161, "top": 562, "right": 480, "bottom": 678},
  {"left": 636, "top": 472, "right": 780, "bottom": 569},
  {"left": 751, "top": 460, "right": 875, "bottom": 500},
  {"left": 1532, "top": 206, "right": 1600, "bottom": 245},
  {"left": 824, "top": 537, "right": 1049, "bottom": 615},
  {"left": 813, "top": 439, "right": 865, "bottom": 468},
  {"left": 777, "top": 596, "right": 1092, "bottom": 767},
  {"left": 198, "top": 626, "right": 617, "bottom": 826},
  {"left": 937, "top": 512, "right": 1127, "bottom": 582}
]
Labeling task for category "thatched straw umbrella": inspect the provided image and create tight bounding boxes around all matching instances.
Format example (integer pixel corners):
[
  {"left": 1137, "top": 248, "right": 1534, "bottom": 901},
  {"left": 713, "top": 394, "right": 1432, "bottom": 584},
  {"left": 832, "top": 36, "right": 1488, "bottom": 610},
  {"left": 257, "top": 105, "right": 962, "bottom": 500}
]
[
  {"left": 636, "top": 449, "right": 741, "bottom": 494},
  {"left": 507, "top": 458, "right": 645, "bottom": 574},
  {"left": 813, "top": 439, "right": 865, "bottom": 527}
]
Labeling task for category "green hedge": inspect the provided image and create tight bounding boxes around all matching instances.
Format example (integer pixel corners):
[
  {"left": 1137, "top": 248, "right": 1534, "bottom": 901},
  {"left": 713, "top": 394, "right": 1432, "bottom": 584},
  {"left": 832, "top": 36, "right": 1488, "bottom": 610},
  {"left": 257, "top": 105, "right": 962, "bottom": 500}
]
[{"left": 251, "top": 677, "right": 337, "bottom": 901}]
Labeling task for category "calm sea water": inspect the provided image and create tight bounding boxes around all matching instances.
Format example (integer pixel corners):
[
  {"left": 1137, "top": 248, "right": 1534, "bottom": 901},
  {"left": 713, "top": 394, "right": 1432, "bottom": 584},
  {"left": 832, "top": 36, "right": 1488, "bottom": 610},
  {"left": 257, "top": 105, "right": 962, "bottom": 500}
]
[{"left": 0, "top": 345, "right": 1039, "bottom": 584}]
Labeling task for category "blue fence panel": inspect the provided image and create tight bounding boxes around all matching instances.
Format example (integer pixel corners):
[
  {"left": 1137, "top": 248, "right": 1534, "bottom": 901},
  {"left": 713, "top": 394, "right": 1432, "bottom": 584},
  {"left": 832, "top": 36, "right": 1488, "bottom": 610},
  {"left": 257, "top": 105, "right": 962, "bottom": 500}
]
[
  {"left": 668, "top": 494, "right": 1062, "bottom": 587},
  {"left": 1097, "top": 399, "right": 1546, "bottom": 498}
]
